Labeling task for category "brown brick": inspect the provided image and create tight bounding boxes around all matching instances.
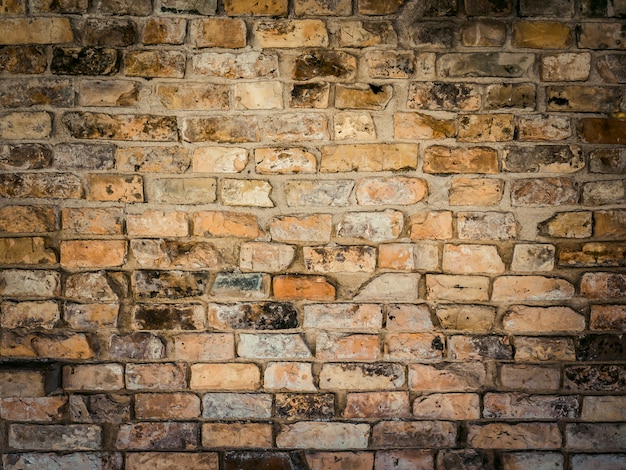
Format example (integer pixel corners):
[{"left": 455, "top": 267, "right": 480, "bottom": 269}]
[
  {"left": 290, "top": 83, "right": 330, "bottom": 108},
  {"left": 457, "top": 211, "right": 517, "bottom": 240},
  {"left": 558, "top": 241, "right": 626, "bottom": 267},
  {"left": 0, "top": 45, "right": 47, "bottom": 74},
  {"left": 500, "top": 364, "right": 560, "bottom": 391},
  {"left": 358, "top": 0, "right": 404, "bottom": 15},
  {"left": 115, "top": 422, "right": 197, "bottom": 451},
  {"left": 126, "top": 363, "right": 186, "bottom": 391},
  {"left": 566, "top": 423, "right": 626, "bottom": 451},
  {"left": 394, "top": 112, "right": 456, "bottom": 140},
  {"left": 295, "top": 0, "right": 352, "bottom": 15},
  {"left": 209, "top": 302, "right": 298, "bottom": 330},
  {"left": 0, "top": 79, "right": 73, "bottom": 108},
  {"left": 183, "top": 116, "right": 260, "bottom": 143},
  {"left": 304, "top": 246, "right": 376, "bottom": 273},
  {"left": 541, "top": 52, "right": 591, "bottom": 81},
  {"left": 156, "top": 83, "right": 229, "bottom": 110},
  {"left": 2, "top": 331, "right": 94, "bottom": 359},
  {"left": 124, "top": 50, "right": 185, "bottom": 78},
  {"left": 132, "top": 303, "right": 205, "bottom": 330},
  {"left": 365, "top": 50, "right": 423, "bottom": 79},
  {"left": 190, "top": 18, "right": 246, "bottom": 49},
  {"left": 262, "top": 113, "right": 328, "bottom": 142},
  {"left": 409, "top": 362, "right": 487, "bottom": 392},
  {"left": 0, "top": 396, "right": 66, "bottom": 422},
  {"left": 468, "top": 423, "right": 561, "bottom": 450},
  {"left": 0, "top": 18, "right": 73, "bottom": 44},
  {"left": 255, "top": 20, "right": 328, "bottom": 48},
  {"left": 64, "top": 112, "right": 178, "bottom": 141},
  {"left": 202, "top": 392, "right": 271, "bottom": 419},
  {"left": 273, "top": 275, "right": 336, "bottom": 301},
  {"left": 458, "top": 114, "right": 514, "bottom": 142},
  {"left": 448, "top": 335, "right": 513, "bottom": 360},
  {"left": 343, "top": 391, "right": 409, "bottom": 418},
  {"left": 63, "top": 364, "right": 124, "bottom": 391},
  {"left": 321, "top": 143, "right": 417, "bottom": 172},
  {"left": 202, "top": 423, "right": 272, "bottom": 448},
  {"left": 460, "top": 19, "right": 506, "bottom": 46},
  {"left": 132, "top": 272, "right": 208, "bottom": 300},
  {"left": 595, "top": 210, "right": 626, "bottom": 238},
  {"left": 378, "top": 244, "right": 415, "bottom": 271},
  {"left": 583, "top": 180, "right": 625, "bottom": 205},
  {"left": 221, "top": 179, "right": 273, "bottom": 207},
  {"left": 65, "top": 271, "right": 119, "bottom": 303},
  {"left": 511, "top": 243, "right": 555, "bottom": 272},
  {"left": 581, "top": 272, "right": 626, "bottom": 299},
  {"left": 502, "top": 145, "right": 584, "bottom": 173},
  {"left": 424, "top": 145, "right": 498, "bottom": 174},
  {"left": 316, "top": 332, "right": 380, "bottom": 361},
  {"left": 513, "top": 21, "right": 571, "bottom": 48},
  {"left": 384, "top": 333, "right": 444, "bottom": 361},
  {"left": 0, "top": 143, "right": 52, "bottom": 170},
  {"left": 171, "top": 332, "right": 234, "bottom": 361},
  {"left": 597, "top": 54, "right": 626, "bottom": 83},
  {"left": 52, "top": 47, "right": 119, "bottom": 76},
  {"left": 371, "top": 420, "right": 456, "bottom": 449},
  {"left": 239, "top": 242, "right": 295, "bottom": 272},
  {"left": 464, "top": 0, "right": 512, "bottom": 15},
  {"left": 82, "top": 18, "right": 137, "bottom": 47},
  {"left": 590, "top": 305, "right": 626, "bottom": 331},
  {"left": 413, "top": 393, "right": 480, "bottom": 420},
  {"left": 190, "top": 363, "right": 260, "bottom": 390},
  {"left": 518, "top": 115, "right": 571, "bottom": 141},
  {"left": 438, "top": 53, "right": 534, "bottom": 78},
  {"left": 65, "top": 303, "right": 115, "bottom": 332},
  {"left": 193, "top": 211, "right": 260, "bottom": 238},
  {"left": 539, "top": 211, "right": 592, "bottom": 238},
  {"left": 581, "top": 396, "right": 626, "bottom": 421},
  {"left": 306, "top": 452, "right": 375, "bottom": 470},
  {"left": 0, "top": 370, "right": 46, "bottom": 397},
  {"left": 126, "top": 452, "right": 218, "bottom": 469},
  {"left": 578, "top": 118, "right": 626, "bottom": 144},
  {"left": 569, "top": 455, "right": 626, "bottom": 470},
  {"left": 515, "top": 337, "right": 576, "bottom": 362},
  {"left": 338, "top": 21, "right": 398, "bottom": 48},
  {"left": 408, "top": 82, "right": 481, "bottom": 111},
  {"left": 60, "top": 240, "right": 126, "bottom": 268},
  {"left": 336, "top": 84, "right": 393, "bottom": 110},
  {"left": 254, "top": 147, "right": 316, "bottom": 174},
  {"left": 547, "top": 85, "right": 622, "bottom": 113},
  {"left": 1, "top": 301, "right": 59, "bottom": 329},
  {"left": 264, "top": 362, "right": 316, "bottom": 391},
  {"left": 449, "top": 177, "right": 503, "bottom": 206},
  {"left": 426, "top": 274, "right": 490, "bottom": 301},
  {"left": 225, "top": 0, "right": 287, "bottom": 15},
  {"left": 142, "top": 18, "right": 186, "bottom": 45},
  {"left": 512, "top": 177, "right": 578, "bottom": 206},
  {"left": 126, "top": 210, "right": 187, "bottom": 238},
  {"left": 270, "top": 214, "right": 331, "bottom": 243},
  {"left": 0, "top": 111, "right": 51, "bottom": 139},
  {"left": 191, "top": 51, "right": 278, "bottom": 79},
  {"left": 579, "top": 23, "right": 626, "bottom": 50},
  {"left": 485, "top": 83, "right": 536, "bottom": 110},
  {"left": 135, "top": 393, "right": 200, "bottom": 420},
  {"left": 277, "top": 422, "right": 369, "bottom": 450},
  {"left": 9, "top": 424, "right": 101, "bottom": 451},
  {"left": 435, "top": 304, "right": 495, "bottom": 332},
  {"left": 0, "top": 237, "right": 55, "bottom": 265},
  {"left": 61, "top": 208, "right": 122, "bottom": 236},
  {"left": 410, "top": 211, "right": 453, "bottom": 240}
]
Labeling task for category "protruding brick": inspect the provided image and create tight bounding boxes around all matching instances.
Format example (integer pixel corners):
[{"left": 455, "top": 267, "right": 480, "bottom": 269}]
[
  {"left": 0, "top": 45, "right": 47, "bottom": 74},
  {"left": 276, "top": 393, "right": 334, "bottom": 420},
  {"left": 0, "top": 397, "right": 66, "bottom": 422},
  {"left": 52, "top": 47, "right": 119, "bottom": 76},
  {"left": 539, "top": 211, "right": 592, "bottom": 238}
]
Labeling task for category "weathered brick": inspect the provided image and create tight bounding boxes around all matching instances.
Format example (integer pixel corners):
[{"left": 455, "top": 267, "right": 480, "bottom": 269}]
[
  {"left": 493, "top": 275, "right": 574, "bottom": 301},
  {"left": 515, "top": 337, "right": 576, "bottom": 362},
  {"left": 408, "top": 21, "right": 455, "bottom": 48},
  {"left": 579, "top": 118, "right": 626, "bottom": 144},
  {"left": 225, "top": 0, "right": 287, "bottom": 15},
  {"left": 449, "top": 177, "right": 503, "bottom": 206},
  {"left": 0, "top": 79, "right": 73, "bottom": 108},
  {"left": 117, "top": 146, "right": 189, "bottom": 173},
  {"left": 125, "top": 50, "right": 185, "bottom": 78},
  {"left": 457, "top": 211, "right": 517, "bottom": 240},
  {"left": 316, "top": 332, "right": 380, "bottom": 361},
  {"left": 132, "top": 303, "right": 205, "bottom": 330},
  {"left": 485, "top": 83, "right": 535, "bottom": 110},
  {"left": 0, "top": 396, "right": 66, "bottom": 422},
  {"left": 595, "top": 210, "right": 626, "bottom": 238},
  {"left": 184, "top": 116, "right": 259, "bottom": 143},
  {"left": 239, "top": 333, "right": 311, "bottom": 359},
  {"left": 285, "top": 180, "right": 353, "bottom": 207},
  {"left": 291, "top": 50, "right": 357, "bottom": 81},
  {"left": 63, "top": 364, "right": 124, "bottom": 391},
  {"left": 0, "top": 45, "right": 47, "bottom": 74},
  {"left": 321, "top": 143, "right": 416, "bottom": 172},
  {"left": 518, "top": 115, "right": 571, "bottom": 141},
  {"left": 209, "top": 302, "right": 298, "bottom": 330},
  {"left": 590, "top": 305, "right": 626, "bottom": 331},
  {"left": 581, "top": 396, "right": 626, "bottom": 421},
  {"left": 67, "top": 304, "right": 115, "bottom": 330},
  {"left": 64, "top": 271, "right": 119, "bottom": 303},
  {"left": 191, "top": 363, "right": 260, "bottom": 390},
  {"left": 564, "top": 365, "right": 626, "bottom": 391},
  {"left": 358, "top": 0, "right": 404, "bottom": 15},
  {"left": 60, "top": 240, "right": 126, "bottom": 268},
  {"left": 541, "top": 52, "right": 591, "bottom": 81},
  {"left": 52, "top": 47, "right": 118, "bottom": 76},
  {"left": 413, "top": 393, "right": 480, "bottom": 420},
  {"left": 156, "top": 83, "right": 229, "bottom": 111},
  {"left": 384, "top": 332, "right": 444, "bottom": 361},
  {"left": 500, "top": 364, "right": 560, "bottom": 391},
  {"left": 371, "top": 421, "right": 456, "bottom": 449},
  {"left": 190, "top": 18, "right": 245, "bottom": 49},
  {"left": 337, "top": 21, "right": 398, "bottom": 48},
  {"left": 579, "top": 23, "right": 626, "bottom": 50},
  {"left": 395, "top": 112, "right": 456, "bottom": 140},
  {"left": 131, "top": 239, "right": 223, "bottom": 270},
  {"left": 519, "top": 0, "right": 574, "bottom": 16},
  {"left": 295, "top": 0, "right": 352, "bottom": 15},
  {"left": 202, "top": 423, "right": 273, "bottom": 448},
  {"left": 202, "top": 392, "right": 272, "bottom": 419},
  {"left": 343, "top": 391, "right": 409, "bottom": 418},
  {"left": 290, "top": 83, "right": 330, "bottom": 108},
  {"left": 547, "top": 85, "right": 622, "bottom": 113},
  {"left": 512, "top": 177, "right": 578, "bottom": 206},
  {"left": 70, "top": 394, "right": 127, "bottom": 423},
  {"left": 378, "top": 244, "right": 415, "bottom": 271},
  {"left": 467, "top": 423, "right": 561, "bottom": 450},
  {"left": 0, "top": 370, "right": 46, "bottom": 397},
  {"left": 1, "top": 301, "right": 59, "bottom": 329},
  {"left": 424, "top": 145, "right": 498, "bottom": 174},
  {"left": 126, "top": 363, "right": 186, "bottom": 391},
  {"left": 503, "top": 305, "right": 585, "bottom": 333},
  {"left": 319, "top": 363, "right": 405, "bottom": 390},
  {"left": 448, "top": 335, "right": 513, "bottom": 360},
  {"left": 409, "top": 362, "right": 487, "bottom": 392},
  {"left": 513, "top": 21, "right": 571, "bottom": 48},
  {"left": 255, "top": 20, "right": 328, "bottom": 48},
  {"left": 143, "top": 18, "right": 186, "bottom": 45},
  {"left": 408, "top": 82, "right": 481, "bottom": 111},
  {"left": 64, "top": 112, "right": 177, "bottom": 141},
  {"left": 0, "top": 237, "right": 56, "bottom": 265},
  {"left": 135, "top": 393, "right": 200, "bottom": 420},
  {"left": 264, "top": 362, "right": 316, "bottom": 391},
  {"left": 336, "top": 84, "right": 393, "bottom": 110},
  {"left": 9, "top": 424, "right": 101, "bottom": 451},
  {"left": 4, "top": 453, "right": 123, "bottom": 469},
  {"left": 115, "top": 422, "right": 197, "bottom": 450},
  {"left": 262, "top": 113, "right": 328, "bottom": 142},
  {"left": 436, "top": 304, "right": 495, "bottom": 332},
  {"left": 355, "top": 273, "right": 420, "bottom": 302},
  {"left": 569, "top": 454, "right": 626, "bottom": 470},
  {"left": 171, "top": 332, "right": 234, "bottom": 361},
  {"left": 597, "top": 54, "right": 626, "bottom": 83},
  {"left": 443, "top": 244, "right": 505, "bottom": 274},
  {"left": 365, "top": 50, "right": 422, "bottom": 79},
  {"left": 192, "top": 146, "right": 246, "bottom": 173},
  {"left": 583, "top": 180, "right": 625, "bottom": 205},
  {"left": 337, "top": 210, "right": 403, "bottom": 243},
  {"left": 160, "top": 0, "right": 217, "bottom": 14},
  {"left": 277, "top": 422, "right": 369, "bottom": 450},
  {"left": 464, "top": 0, "right": 512, "bottom": 15},
  {"left": 126, "top": 453, "right": 217, "bottom": 470},
  {"left": 82, "top": 18, "right": 137, "bottom": 47},
  {"left": 503, "top": 145, "right": 584, "bottom": 173},
  {"left": 0, "top": 111, "right": 51, "bottom": 139},
  {"left": 132, "top": 271, "right": 208, "bottom": 299},
  {"left": 436, "top": 450, "right": 495, "bottom": 470},
  {"left": 334, "top": 111, "right": 377, "bottom": 140},
  {"left": 304, "top": 303, "right": 382, "bottom": 329},
  {"left": 210, "top": 272, "right": 270, "bottom": 299},
  {"left": 458, "top": 114, "right": 515, "bottom": 142},
  {"left": 109, "top": 332, "right": 165, "bottom": 359},
  {"left": 193, "top": 211, "right": 260, "bottom": 238},
  {"left": 438, "top": 53, "right": 534, "bottom": 78},
  {"left": 276, "top": 393, "right": 334, "bottom": 420},
  {"left": 146, "top": 177, "right": 217, "bottom": 204},
  {"left": 306, "top": 452, "right": 375, "bottom": 470},
  {"left": 304, "top": 246, "right": 376, "bottom": 273},
  {"left": 235, "top": 82, "right": 283, "bottom": 110},
  {"left": 426, "top": 274, "right": 490, "bottom": 301},
  {"left": 0, "top": 143, "right": 52, "bottom": 170},
  {"left": 578, "top": 332, "right": 626, "bottom": 361},
  {"left": 581, "top": 272, "right": 626, "bottom": 299},
  {"left": 566, "top": 423, "right": 626, "bottom": 451},
  {"left": 511, "top": 243, "right": 555, "bottom": 272},
  {"left": 460, "top": 19, "right": 506, "bottom": 46},
  {"left": 221, "top": 179, "right": 273, "bottom": 207},
  {"left": 254, "top": 147, "right": 315, "bottom": 175},
  {"left": 273, "top": 275, "right": 336, "bottom": 301},
  {"left": 86, "top": 174, "right": 142, "bottom": 202},
  {"left": 0, "top": 269, "right": 60, "bottom": 297},
  {"left": 410, "top": 211, "right": 453, "bottom": 240},
  {"left": 0, "top": 18, "right": 73, "bottom": 45},
  {"left": 191, "top": 51, "right": 278, "bottom": 79},
  {"left": 539, "top": 211, "right": 592, "bottom": 238}
]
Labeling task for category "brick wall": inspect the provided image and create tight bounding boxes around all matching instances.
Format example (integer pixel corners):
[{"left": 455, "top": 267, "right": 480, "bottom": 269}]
[{"left": 0, "top": 0, "right": 625, "bottom": 468}]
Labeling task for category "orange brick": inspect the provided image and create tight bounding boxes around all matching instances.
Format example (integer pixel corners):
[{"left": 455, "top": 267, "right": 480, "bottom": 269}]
[
  {"left": 190, "top": 363, "right": 260, "bottom": 391},
  {"left": 60, "top": 240, "right": 126, "bottom": 268},
  {"left": 273, "top": 275, "right": 336, "bottom": 301}
]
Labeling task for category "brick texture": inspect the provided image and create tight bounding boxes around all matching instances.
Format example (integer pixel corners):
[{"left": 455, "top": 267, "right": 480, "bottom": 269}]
[{"left": 1, "top": 0, "right": 625, "bottom": 465}]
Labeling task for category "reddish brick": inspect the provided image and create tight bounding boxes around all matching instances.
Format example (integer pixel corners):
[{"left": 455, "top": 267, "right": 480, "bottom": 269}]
[{"left": 273, "top": 275, "right": 336, "bottom": 301}]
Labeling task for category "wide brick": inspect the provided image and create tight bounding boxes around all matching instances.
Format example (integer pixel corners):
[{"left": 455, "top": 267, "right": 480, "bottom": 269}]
[
  {"left": 262, "top": 113, "right": 328, "bottom": 142},
  {"left": 132, "top": 239, "right": 225, "bottom": 270},
  {"left": 410, "top": 211, "right": 452, "bottom": 240},
  {"left": 336, "top": 84, "right": 393, "bottom": 110},
  {"left": 519, "top": 0, "right": 574, "bottom": 16},
  {"left": 1, "top": 301, "right": 59, "bottom": 329},
  {"left": 485, "top": 83, "right": 536, "bottom": 110},
  {"left": 578, "top": 118, "right": 626, "bottom": 144},
  {"left": 371, "top": 421, "right": 456, "bottom": 449},
  {"left": 355, "top": 273, "right": 420, "bottom": 302},
  {"left": 583, "top": 180, "right": 625, "bottom": 205},
  {"left": 190, "top": 18, "right": 245, "bottom": 49},
  {"left": 255, "top": 20, "right": 328, "bottom": 48},
  {"left": 109, "top": 332, "right": 165, "bottom": 360},
  {"left": 254, "top": 147, "right": 315, "bottom": 175},
  {"left": 595, "top": 210, "right": 626, "bottom": 238},
  {"left": 2, "top": 331, "right": 95, "bottom": 359},
  {"left": 156, "top": 83, "right": 229, "bottom": 111},
  {"left": 408, "top": 21, "right": 456, "bottom": 48},
  {"left": 558, "top": 241, "right": 626, "bottom": 267},
  {"left": 306, "top": 452, "right": 375, "bottom": 470},
  {"left": 135, "top": 393, "right": 200, "bottom": 420},
  {"left": 126, "top": 363, "right": 186, "bottom": 391},
  {"left": 409, "top": 362, "right": 487, "bottom": 392},
  {"left": 448, "top": 335, "right": 513, "bottom": 360},
  {"left": 365, "top": 50, "right": 423, "bottom": 79},
  {"left": 0, "top": 370, "right": 46, "bottom": 397},
  {"left": 221, "top": 179, "right": 273, "bottom": 207},
  {"left": 467, "top": 423, "right": 561, "bottom": 450},
  {"left": 579, "top": 23, "right": 626, "bottom": 50},
  {"left": 64, "top": 271, "right": 119, "bottom": 303},
  {"left": 424, "top": 145, "right": 498, "bottom": 174},
  {"left": 547, "top": 85, "right": 621, "bottom": 113},
  {"left": 581, "top": 396, "right": 626, "bottom": 421},
  {"left": 538, "top": 211, "right": 592, "bottom": 238},
  {"left": 515, "top": 337, "right": 576, "bottom": 362},
  {"left": 513, "top": 21, "right": 571, "bottom": 48},
  {"left": 0, "top": 79, "right": 73, "bottom": 108},
  {"left": 304, "top": 303, "right": 382, "bottom": 329},
  {"left": 566, "top": 423, "right": 626, "bottom": 451},
  {"left": 321, "top": 143, "right": 417, "bottom": 172},
  {"left": 193, "top": 147, "right": 247, "bottom": 173},
  {"left": 464, "top": 0, "right": 512, "bottom": 15},
  {"left": 127, "top": 210, "right": 187, "bottom": 237},
  {"left": 211, "top": 272, "right": 270, "bottom": 299},
  {"left": 235, "top": 82, "right": 283, "bottom": 110},
  {"left": 276, "top": 393, "right": 334, "bottom": 420},
  {"left": 570, "top": 454, "right": 626, "bottom": 470},
  {"left": 541, "top": 52, "right": 591, "bottom": 81},
  {"left": 512, "top": 177, "right": 578, "bottom": 206},
  {"left": 0, "top": 143, "right": 52, "bottom": 170},
  {"left": 184, "top": 117, "right": 260, "bottom": 143},
  {"left": 484, "top": 393, "right": 578, "bottom": 419},
  {"left": 0, "top": 237, "right": 55, "bottom": 265},
  {"left": 86, "top": 174, "right": 143, "bottom": 202},
  {"left": 438, "top": 53, "right": 534, "bottom": 78},
  {"left": 277, "top": 422, "right": 369, "bottom": 450},
  {"left": 319, "top": 363, "right": 405, "bottom": 390},
  {"left": 518, "top": 115, "right": 571, "bottom": 141},
  {"left": 63, "top": 364, "right": 124, "bottom": 391},
  {"left": 597, "top": 54, "right": 626, "bottom": 83},
  {"left": 564, "top": 365, "right": 626, "bottom": 391},
  {"left": 0, "top": 111, "right": 51, "bottom": 140},
  {"left": 9, "top": 424, "right": 101, "bottom": 451},
  {"left": 193, "top": 211, "right": 260, "bottom": 238},
  {"left": 436, "top": 450, "right": 495, "bottom": 470},
  {"left": 0, "top": 269, "right": 60, "bottom": 297},
  {"left": 435, "top": 304, "right": 495, "bottom": 332},
  {"left": 395, "top": 112, "right": 456, "bottom": 140},
  {"left": 52, "top": 47, "right": 119, "bottom": 76},
  {"left": 264, "top": 362, "right": 316, "bottom": 391},
  {"left": 0, "top": 45, "right": 47, "bottom": 74},
  {"left": 304, "top": 246, "right": 376, "bottom": 273},
  {"left": 337, "top": 210, "right": 403, "bottom": 243},
  {"left": 0, "top": 173, "right": 82, "bottom": 199},
  {"left": 492, "top": 275, "right": 574, "bottom": 301},
  {"left": 273, "top": 275, "right": 336, "bottom": 301},
  {"left": 171, "top": 332, "right": 234, "bottom": 361},
  {"left": 60, "top": 240, "right": 125, "bottom": 268},
  {"left": 458, "top": 114, "right": 515, "bottom": 142},
  {"left": 224, "top": 0, "right": 287, "bottom": 15},
  {"left": 203, "top": 423, "right": 272, "bottom": 448},
  {"left": 590, "top": 305, "right": 626, "bottom": 331},
  {"left": 449, "top": 177, "right": 503, "bottom": 206},
  {"left": 413, "top": 393, "right": 480, "bottom": 420},
  {"left": 117, "top": 146, "right": 190, "bottom": 173},
  {"left": 124, "top": 50, "right": 185, "bottom": 78},
  {"left": 316, "top": 332, "right": 380, "bottom": 361},
  {"left": 581, "top": 272, "right": 626, "bottom": 299},
  {"left": 115, "top": 422, "right": 197, "bottom": 450},
  {"left": 0, "top": 18, "right": 73, "bottom": 44},
  {"left": 500, "top": 364, "right": 560, "bottom": 391},
  {"left": 191, "top": 51, "right": 278, "bottom": 79},
  {"left": 238, "top": 333, "right": 311, "bottom": 359},
  {"left": 457, "top": 211, "right": 517, "bottom": 240},
  {"left": 126, "top": 452, "right": 218, "bottom": 469},
  {"left": 132, "top": 271, "right": 208, "bottom": 299},
  {"left": 209, "top": 302, "right": 298, "bottom": 330},
  {"left": 0, "top": 396, "right": 66, "bottom": 422},
  {"left": 191, "top": 363, "right": 260, "bottom": 390},
  {"left": 502, "top": 145, "right": 584, "bottom": 173},
  {"left": 295, "top": 0, "right": 352, "bottom": 15},
  {"left": 443, "top": 244, "right": 504, "bottom": 274},
  {"left": 66, "top": 303, "right": 120, "bottom": 329},
  {"left": 285, "top": 180, "right": 353, "bottom": 207},
  {"left": 202, "top": 392, "right": 271, "bottom": 419},
  {"left": 143, "top": 18, "right": 186, "bottom": 45},
  {"left": 132, "top": 303, "right": 205, "bottom": 330},
  {"left": 64, "top": 112, "right": 178, "bottom": 141},
  {"left": 426, "top": 274, "right": 490, "bottom": 301},
  {"left": 343, "top": 391, "right": 409, "bottom": 418},
  {"left": 384, "top": 333, "right": 444, "bottom": 362},
  {"left": 408, "top": 82, "right": 481, "bottom": 111},
  {"left": 82, "top": 18, "right": 137, "bottom": 47}
]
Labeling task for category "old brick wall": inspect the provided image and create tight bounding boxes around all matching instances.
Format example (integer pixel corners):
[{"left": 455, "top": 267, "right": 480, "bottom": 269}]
[{"left": 0, "top": 0, "right": 625, "bottom": 468}]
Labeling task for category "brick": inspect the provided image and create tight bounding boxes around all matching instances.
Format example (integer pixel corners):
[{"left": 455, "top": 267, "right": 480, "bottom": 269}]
[
  {"left": 202, "top": 423, "right": 272, "bottom": 448},
  {"left": 448, "top": 335, "right": 513, "bottom": 360},
  {"left": 86, "top": 174, "right": 142, "bottom": 202},
  {"left": 52, "top": 47, "right": 119, "bottom": 76},
  {"left": 126, "top": 452, "right": 218, "bottom": 469},
  {"left": 262, "top": 113, "right": 328, "bottom": 142},
  {"left": 135, "top": 393, "right": 200, "bottom": 420},
  {"left": 171, "top": 332, "right": 234, "bottom": 361},
  {"left": 513, "top": 21, "right": 571, "bottom": 48},
  {"left": 0, "top": 143, "right": 52, "bottom": 170},
  {"left": 273, "top": 275, "right": 336, "bottom": 301},
  {"left": 126, "top": 363, "right": 186, "bottom": 391},
  {"left": 437, "top": 450, "right": 494, "bottom": 470},
  {"left": 0, "top": 397, "right": 66, "bottom": 422},
  {"left": 190, "top": 18, "right": 245, "bottom": 49},
  {"left": 184, "top": 116, "right": 260, "bottom": 143},
  {"left": 0, "top": 45, "right": 47, "bottom": 74},
  {"left": 65, "top": 303, "right": 119, "bottom": 329},
  {"left": 590, "top": 305, "right": 626, "bottom": 331},
  {"left": 336, "top": 84, "right": 393, "bottom": 110},
  {"left": 376, "top": 450, "right": 435, "bottom": 470},
  {"left": 410, "top": 211, "right": 452, "bottom": 240},
  {"left": 384, "top": 333, "right": 444, "bottom": 361},
  {"left": 457, "top": 211, "right": 517, "bottom": 240},
  {"left": 503, "top": 145, "right": 584, "bottom": 173},
  {"left": 358, "top": 0, "right": 403, "bottom": 14},
  {"left": 132, "top": 271, "right": 208, "bottom": 299},
  {"left": 0, "top": 370, "right": 45, "bottom": 397},
  {"left": 485, "top": 393, "right": 578, "bottom": 419},
  {"left": 124, "top": 50, "right": 185, "bottom": 78},
  {"left": 378, "top": 244, "right": 415, "bottom": 271},
  {"left": 500, "top": 364, "right": 560, "bottom": 391},
  {"left": 304, "top": 303, "right": 382, "bottom": 329},
  {"left": 202, "top": 392, "right": 271, "bottom": 419},
  {"left": 408, "top": 82, "right": 481, "bottom": 111},
  {"left": 460, "top": 19, "right": 506, "bottom": 46},
  {"left": 117, "top": 146, "right": 190, "bottom": 173},
  {"left": 191, "top": 363, "right": 260, "bottom": 390},
  {"left": 193, "top": 211, "right": 260, "bottom": 238},
  {"left": 579, "top": 23, "right": 626, "bottom": 50},
  {"left": 519, "top": 0, "right": 574, "bottom": 16},
  {"left": 156, "top": 83, "right": 229, "bottom": 110},
  {"left": 1, "top": 301, "right": 59, "bottom": 329},
  {"left": 64, "top": 271, "right": 119, "bottom": 303},
  {"left": 64, "top": 112, "right": 177, "bottom": 141},
  {"left": 285, "top": 180, "right": 353, "bottom": 207},
  {"left": 564, "top": 365, "right": 626, "bottom": 391},
  {"left": 493, "top": 276, "right": 575, "bottom": 301},
  {"left": 511, "top": 244, "right": 555, "bottom": 272},
  {"left": 597, "top": 54, "right": 626, "bottom": 83},
  {"left": 127, "top": 210, "right": 187, "bottom": 237},
  {"left": 304, "top": 246, "right": 376, "bottom": 273},
  {"left": 54, "top": 143, "right": 116, "bottom": 171},
  {"left": 435, "top": 304, "right": 495, "bottom": 332},
  {"left": 277, "top": 422, "right": 369, "bottom": 450},
  {"left": 485, "top": 83, "right": 536, "bottom": 110},
  {"left": 254, "top": 147, "right": 316, "bottom": 175},
  {"left": 269, "top": 214, "right": 330, "bottom": 243},
  {"left": 337, "top": 21, "right": 398, "bottom": 48},
  {"left": 512, "top": 177, "right": 578, "bottom": 206},
  {"left": 595, "top": 210, "right": 626, "bottom": 238},
  {"left": 0, "top": 18, "right": 73, "bottom": 44},
  {"left": 541, "top": 52, "right": 591, "bottom": 81},
  {"left": 321, "top": 143, "right": 416, "bottom": 172},
  {"left": 276, "top": 394, "right": 334, "bottom": 421},
  {"left": 515, "top": 336, "right": 576, "bottom": 362},
  {"left": 264, "top": 362, "right": 316, "bottom": 391},
  {"left": 559, "top": 241, "right": 626, "bottom": 268},
  {"left": 0, "top": 269, "right": 60, "bottom": 297},
  {"left": 147, "top": 177, "right": 217, "bottom": 204},
  {"left": 143, "top": 18, "right": 186, "bottom": 45},
  {"left": 239, "top": 242, "right": 294, "bottom": 272},
  {"left": 547, "top": 85, "right": 621, "bottom": 113},
  {"left": 518, "top": 115, "right": 571, "bottom": 141},
  {"left": 581, "top": 272, "right": 626, "bottom": 299},
  {"left": 413, "top": 393, "right": 480, "bottom": 420},
  {"left": 0, "top": 0, "right": 25, "bottom": 14},
  {"left": 295, "top": 0, "right": 351, "bottom": 15},
  {"left": 394, "top": 112, "right": 456, "bottom": 140},
  {"left": 60, "top": 240, "right": 126, "bottom": 268},
  {"left": 210, "top": 272, "right": 270, "bottom": 299},
  {"left": 449, "top": 177, "right": 503, "bottom": 206},
  {"left": 225, "top": 0, "right": 287, "bottom": 15},
  {"left": 424, "top": 145, "right": 498, "bottom": 174},
  {"left": 337, "top": 210, "right": 403, "bottom": 243},
  {"left": 0, "top": 79, "right": 73, "bottom": 108},
  {"left": 9, "top": 424, "right": 101, "bottom": 451},
  {"left": 343, "top": 391, "right": 409, "bottom": 418},
  {"left": 581, "top": 396, "right": 626, "bottom": 421},
  {"left": 110, "top": 332, "right": 165, "bottom": 360},
  {"left": 306, "top": 452, "right": 375, "bottom": 470},
  {"left": 438, "top": 53, "right": 534, "bottom": 78},
  {"left": 583, "top": 180, "right": 625, "bottom": 205},
  {"left": 191, "top": 51, "right": 278, "bottom": 79},
  {"left": 570, "top": 454, "right": 626, "bottom": 470},
  {"left": 132, "top": 239, "right": 225, "bottom": 270},
  {"left": 579, "top": 118, "right": 626, "bottom": 144},
  {"left": 255, "top": 20, "right": 327, "bottom": 48},
  {"left": 365, "top": 50, "right": 420, "bottom": 79},
  {"left": 290, "top": 83, "right": 330, "bottom": 108},
  {"left": 334, "top": 112, "right": 377, "bottom": 140},
  {"left": 539, "top": 211, "right": 592, "bottom": 238},
  {"left": 239, "top": 333, "right": 311, "bottom": 359},
  {"left": 0, "top": 111, "right": 51, "bottom": 139},
  {"left": 577, "top": 333, "right": 626, "bottom": 361},
  {"left": 458, "top": 114, "right": 515, "bottom": 142},
  {"left": 69, "top": 394, "right": 131, "bottom": 424},
  {"left": 319, "top": 363, "right": 405, "bottom": 390},
  {"left": 316, "top": 332, "right": 380, "bottom": 361},
  {"left": 209, "top": 302, "right": 298, "bottom": 330},
  {"left": 426, "top": 274, "right": 490, "bottom": 301},
  {"left": 221, "top": 179, "right": 273, "bottom": 207},
  {"left": 0, "top": 237, "right": 55, "bottom": 265},
  {"left": 409, "top": 362, "right": 487, "bottom": 392},
  {"left": 371, "top": 421, "right": 456, "bottom": 449},
  {"left": 566, "top": 423, "right": 626, "bottom": 451},
  {"left": 82, "top": 18, "right": 137, "bottom": 47},
  {"left": 193, "top": 147, "right": 247, "bottom": 173},
  {"left": 132, "top": 303, "right": 205, "bottom": 330},
  {"left": 355, "top": 273, "right": 421, "bottom": 302},
  {"left": 93, "top": 0, "right": 151, "bottom": 14},
  {"left": 235, "top": 82, "right": 283, "bottom": 110},
  {"left": 464, "top": 0, "right": 512, "bottom": 15},
  {"left": 63, "top": 364, "right": 124, "bottom": 391},
  {"left": 468, "top": 423, "right": 561, "bottom": 450},
  {"left": 443, "top": 244, "right": 504, "bottom": 274},
  {"left": 291, "top": 50, "right": 357, "bottom": 81},
  {"left": 115, "top": 422, "right": 197, "bottom": 450},
  {"left": 409, "top": 21, "right": 455, "bottom": 48}
]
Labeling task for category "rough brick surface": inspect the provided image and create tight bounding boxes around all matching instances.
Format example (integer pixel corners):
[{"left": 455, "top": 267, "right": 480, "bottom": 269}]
[{"left": 1, "top": 1, "right": 624, "bottom": 463}]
